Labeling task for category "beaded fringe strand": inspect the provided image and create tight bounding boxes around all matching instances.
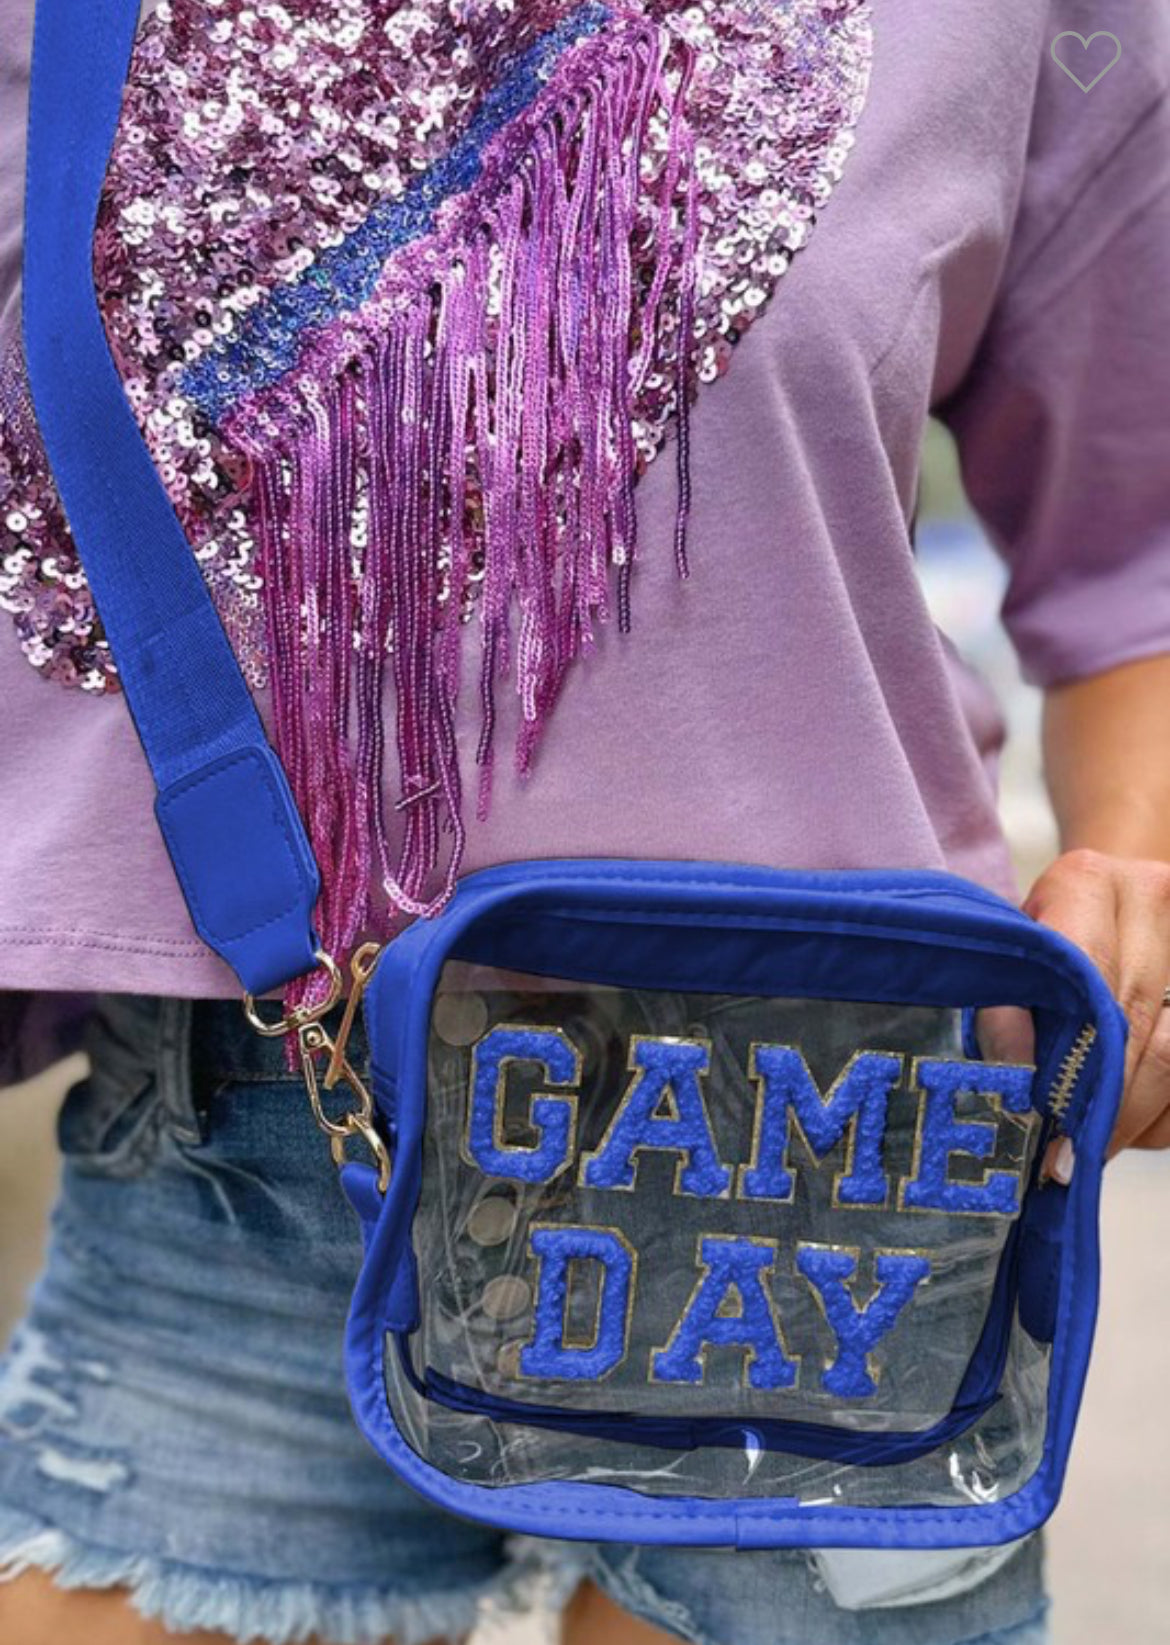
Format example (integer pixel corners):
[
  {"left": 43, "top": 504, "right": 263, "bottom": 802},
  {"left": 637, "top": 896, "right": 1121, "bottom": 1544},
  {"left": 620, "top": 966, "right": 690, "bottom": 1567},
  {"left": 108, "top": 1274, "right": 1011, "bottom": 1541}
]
[{"left": 230, "top": 18, "right": 698, "bottom": 983}]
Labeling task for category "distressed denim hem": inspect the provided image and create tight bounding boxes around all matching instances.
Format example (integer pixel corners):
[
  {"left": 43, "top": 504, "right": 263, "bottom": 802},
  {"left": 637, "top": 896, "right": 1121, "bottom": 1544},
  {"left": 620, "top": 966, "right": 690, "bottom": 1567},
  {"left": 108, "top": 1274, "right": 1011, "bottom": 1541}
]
[
  {"left": 586, "top": 1546, "right": 707, "bottom": 1645},
  {"left": 504, "top": 1533, "right": 594, "bottom": 1609},
  {"left": 0, "top": 1503, "right": 540, "bottom": 1645},
  {"left": 583, "top": 1542, "right": 1052, "bottom": 1645}
]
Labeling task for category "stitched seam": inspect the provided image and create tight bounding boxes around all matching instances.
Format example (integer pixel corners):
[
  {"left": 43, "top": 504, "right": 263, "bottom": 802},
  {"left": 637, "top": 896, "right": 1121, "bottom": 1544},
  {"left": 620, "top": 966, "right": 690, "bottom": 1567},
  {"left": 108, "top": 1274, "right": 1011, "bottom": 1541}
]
[
  {"left": 488, "top": 875, "right": 1088, "bottom": 980},
  {"left": 991, "top": 172, "right": 1170, "bottom": 347},
  {"left": 1001, "top": 87, "right": 1169, "bottom": 306},
  {"left": 534, "top": 902, "right": 1036, "bottom": 951},
  {"left": 488, "top": 896, "right": 1090, "bottom": 998},
  {"left": 488, "top": 865, "right": 1006, "bottom": 902},
  {"left": 157, "top": 749, "right": 310, "bottom": 943},
  {"left": 0, "top": 927, "right": 207, "bottom": 954}
]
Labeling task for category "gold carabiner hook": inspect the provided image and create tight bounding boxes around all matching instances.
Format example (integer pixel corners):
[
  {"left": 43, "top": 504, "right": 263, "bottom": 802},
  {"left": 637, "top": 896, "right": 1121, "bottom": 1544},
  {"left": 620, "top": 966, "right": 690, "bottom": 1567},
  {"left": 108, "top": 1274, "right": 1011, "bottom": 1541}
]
[
  {"left": 240, "top": 948, "right": 390, "bottom": 1194},
  {"left": 297, "top": 1018, "right": 392, "bottom": 1192},
  {"left": 329, "top": 1115, "right": 392, "bottom": 1194},
  {"left": 324, "top": 941, "right": 382, "bottom": 1090}
]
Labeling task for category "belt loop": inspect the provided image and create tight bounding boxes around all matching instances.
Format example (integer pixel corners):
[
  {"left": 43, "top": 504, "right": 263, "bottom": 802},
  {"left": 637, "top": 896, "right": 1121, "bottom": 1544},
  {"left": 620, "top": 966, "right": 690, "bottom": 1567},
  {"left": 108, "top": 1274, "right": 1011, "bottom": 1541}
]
[{"left": 155, "top": 996, "right": 200, "bottom": 1145}]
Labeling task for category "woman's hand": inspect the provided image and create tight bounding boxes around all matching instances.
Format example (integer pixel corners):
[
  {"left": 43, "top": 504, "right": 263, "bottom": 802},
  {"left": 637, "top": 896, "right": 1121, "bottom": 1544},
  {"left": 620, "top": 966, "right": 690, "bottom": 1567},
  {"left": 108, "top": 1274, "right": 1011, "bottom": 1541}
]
[
  {"left": 1033, "top": 655, "right": 1170, "bottom": 1176},
  {"left": 1025, "top": 848, "right": 1170, "bottom": 1160}
]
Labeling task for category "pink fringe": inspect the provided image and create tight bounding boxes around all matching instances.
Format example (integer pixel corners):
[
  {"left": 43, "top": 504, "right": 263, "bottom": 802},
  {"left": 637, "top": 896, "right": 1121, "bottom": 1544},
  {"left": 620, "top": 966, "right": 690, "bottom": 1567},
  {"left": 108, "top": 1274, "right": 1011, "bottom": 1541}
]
[{"left": 233, "top": 19, "right": 698, "bottom": 988}]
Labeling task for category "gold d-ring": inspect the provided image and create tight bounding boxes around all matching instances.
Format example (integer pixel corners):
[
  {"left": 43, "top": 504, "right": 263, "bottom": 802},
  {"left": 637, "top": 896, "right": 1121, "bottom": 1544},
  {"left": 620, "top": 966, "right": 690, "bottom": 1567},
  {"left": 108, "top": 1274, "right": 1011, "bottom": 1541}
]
[
  {"left": 242, "top": 950, "right": 344, "bottom": 1037},
  {"left": 330, "top": 1114, "right": 392, "bottom": 1194}
]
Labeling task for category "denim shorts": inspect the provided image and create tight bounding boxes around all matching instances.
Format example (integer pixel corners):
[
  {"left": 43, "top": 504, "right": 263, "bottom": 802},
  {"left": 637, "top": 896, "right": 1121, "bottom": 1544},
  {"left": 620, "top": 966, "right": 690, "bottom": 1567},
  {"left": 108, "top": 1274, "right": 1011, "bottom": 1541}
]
[{"left": 0, "top": 995, "right": 1050, "bottom": 1645}]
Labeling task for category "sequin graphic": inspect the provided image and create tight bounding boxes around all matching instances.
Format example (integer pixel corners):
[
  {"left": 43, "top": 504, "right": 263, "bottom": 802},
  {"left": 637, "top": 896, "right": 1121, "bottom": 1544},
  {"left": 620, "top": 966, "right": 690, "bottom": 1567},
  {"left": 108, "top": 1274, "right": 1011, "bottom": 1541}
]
[
  {"left": 1, "top": 0, "right": 873, "bottom": 968},
  {"left": 182, "top": 3, "right": 615, "bottom": 424}
]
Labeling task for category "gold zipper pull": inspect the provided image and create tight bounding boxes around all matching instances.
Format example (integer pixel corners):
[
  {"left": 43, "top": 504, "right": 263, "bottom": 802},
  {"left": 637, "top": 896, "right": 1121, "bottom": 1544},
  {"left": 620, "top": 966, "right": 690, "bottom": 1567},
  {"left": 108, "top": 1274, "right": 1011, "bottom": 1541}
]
[{"left": 324, "top": 941, "right": 382, "bottom": 1091}]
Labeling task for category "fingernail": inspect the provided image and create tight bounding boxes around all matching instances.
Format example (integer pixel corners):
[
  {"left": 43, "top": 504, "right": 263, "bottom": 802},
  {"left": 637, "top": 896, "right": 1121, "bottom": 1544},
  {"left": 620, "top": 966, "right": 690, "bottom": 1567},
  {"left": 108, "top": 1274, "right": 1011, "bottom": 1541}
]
[{"left": 1051, "top": 1137, "right": 1076, "bottom": 1186}]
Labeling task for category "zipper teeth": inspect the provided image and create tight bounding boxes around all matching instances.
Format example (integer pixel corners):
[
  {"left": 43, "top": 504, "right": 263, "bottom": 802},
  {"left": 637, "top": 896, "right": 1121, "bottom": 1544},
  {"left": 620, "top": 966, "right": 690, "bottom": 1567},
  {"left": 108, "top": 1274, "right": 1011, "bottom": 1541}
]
[{"left": 1048, "top": 1023, "right": 1097, "bottom": 1123}]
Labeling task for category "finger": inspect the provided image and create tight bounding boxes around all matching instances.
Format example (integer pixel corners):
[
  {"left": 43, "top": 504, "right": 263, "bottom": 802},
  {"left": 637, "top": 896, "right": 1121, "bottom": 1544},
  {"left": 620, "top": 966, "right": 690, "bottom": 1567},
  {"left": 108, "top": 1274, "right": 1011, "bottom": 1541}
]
[
  {"left": 1024, "top": 855, "right": 1122, "bottom": 1148},
  {"left": 1110, "top": 997, "right": 1170, "bottom": 1157},
  {"left": 974, "top": 1005, "right": 1036, "bottom": 1068},
  {"left": 1113, "top": 864, "right": 1170, "bottom": 1073},
  {"left": 1025, "top": 852, "right": 1170, "bottom": 1157},
  {"left": 1103, "top": 867, "right": 1170, "bottom": 1152},
  {"left": 1128, "top": 1103, "right": 1170, "bottom": 1151},
  {"left": 1023, "top": 851, "right": 1121, "bottom": 996},
  {"left": 1040, "top": 1134, "right": 1076, "bottom": 1186}
]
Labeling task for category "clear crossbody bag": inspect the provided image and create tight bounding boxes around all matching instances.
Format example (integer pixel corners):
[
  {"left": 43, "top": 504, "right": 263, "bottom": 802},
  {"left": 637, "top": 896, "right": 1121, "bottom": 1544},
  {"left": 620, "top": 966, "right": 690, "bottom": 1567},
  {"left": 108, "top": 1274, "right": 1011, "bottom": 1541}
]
[
  {"left": 21, "top": 0, "right": 1125, "bottom": 1553},
  {"left": 336, "top": 860, "right": 1124, "bottom": 1547}
]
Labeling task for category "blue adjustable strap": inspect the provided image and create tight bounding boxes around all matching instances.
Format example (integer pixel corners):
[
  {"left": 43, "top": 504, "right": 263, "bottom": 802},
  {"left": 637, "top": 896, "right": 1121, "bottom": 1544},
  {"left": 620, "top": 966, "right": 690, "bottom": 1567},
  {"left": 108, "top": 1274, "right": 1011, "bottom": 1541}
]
[{"left": 22, "top": 0, "right": 321, "bottom": 996}]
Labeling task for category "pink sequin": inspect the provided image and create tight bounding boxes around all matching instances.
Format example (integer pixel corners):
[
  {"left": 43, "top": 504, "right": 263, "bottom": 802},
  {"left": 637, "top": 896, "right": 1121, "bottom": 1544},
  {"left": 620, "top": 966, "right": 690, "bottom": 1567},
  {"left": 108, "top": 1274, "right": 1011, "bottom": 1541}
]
[{"left": 0, "top": 0, "right": 872, "bottom": 962}]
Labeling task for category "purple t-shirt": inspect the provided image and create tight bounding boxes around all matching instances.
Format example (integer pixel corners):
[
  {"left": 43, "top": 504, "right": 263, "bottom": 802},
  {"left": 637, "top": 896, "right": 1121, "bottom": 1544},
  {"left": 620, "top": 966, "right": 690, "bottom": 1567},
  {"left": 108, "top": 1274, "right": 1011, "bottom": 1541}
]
[{"left": 0, "top": 0, "right": 1168, "bottom": 1019}]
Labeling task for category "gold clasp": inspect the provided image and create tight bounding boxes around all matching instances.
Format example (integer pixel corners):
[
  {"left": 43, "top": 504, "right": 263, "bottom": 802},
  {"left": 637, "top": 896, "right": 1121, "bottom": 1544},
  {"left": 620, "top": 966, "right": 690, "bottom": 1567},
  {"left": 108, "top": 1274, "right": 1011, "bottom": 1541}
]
[
  {"left": 241, "top": 947, "right": 389, "bottom": 1193},
  {"left": 298, "top": 1018, "right": 391, "bottom": 1193},
  {"left": 242, "top": 949, "right": 345, "bottom": 1038},
  {"left": 325, "top": 941, "right": 382, "bottom": 1090}
]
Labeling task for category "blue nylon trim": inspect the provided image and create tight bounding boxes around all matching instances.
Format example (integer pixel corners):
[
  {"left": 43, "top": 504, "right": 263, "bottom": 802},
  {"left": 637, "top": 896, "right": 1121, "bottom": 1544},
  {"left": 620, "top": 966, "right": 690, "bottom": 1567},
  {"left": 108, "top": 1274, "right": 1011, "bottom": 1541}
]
[{"left": 21, "top": 0, "right": 320, "bottom": 995}]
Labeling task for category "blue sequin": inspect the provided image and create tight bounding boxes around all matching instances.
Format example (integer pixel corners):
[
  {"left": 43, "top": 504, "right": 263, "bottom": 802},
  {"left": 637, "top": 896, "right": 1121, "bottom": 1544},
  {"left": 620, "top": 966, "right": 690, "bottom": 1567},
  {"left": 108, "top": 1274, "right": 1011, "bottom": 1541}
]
[{"left": 182, "top": 3, "right": 612, "bottom": 422}]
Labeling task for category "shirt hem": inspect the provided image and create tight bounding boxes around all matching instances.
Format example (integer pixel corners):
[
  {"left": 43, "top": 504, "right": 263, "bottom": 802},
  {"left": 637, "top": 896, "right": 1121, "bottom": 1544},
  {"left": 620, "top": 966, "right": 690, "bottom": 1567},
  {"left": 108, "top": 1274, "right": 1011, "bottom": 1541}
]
[{"left": 0, "top": 929, "right": 245, "bottom": 1000}]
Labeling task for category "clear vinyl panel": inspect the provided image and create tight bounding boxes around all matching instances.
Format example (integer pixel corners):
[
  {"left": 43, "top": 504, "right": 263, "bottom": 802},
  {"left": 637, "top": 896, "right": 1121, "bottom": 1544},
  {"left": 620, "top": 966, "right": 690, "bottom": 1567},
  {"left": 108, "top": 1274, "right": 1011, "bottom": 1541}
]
[{"left": 383, "top": 965, "right": 1050, "bottom": 1508}]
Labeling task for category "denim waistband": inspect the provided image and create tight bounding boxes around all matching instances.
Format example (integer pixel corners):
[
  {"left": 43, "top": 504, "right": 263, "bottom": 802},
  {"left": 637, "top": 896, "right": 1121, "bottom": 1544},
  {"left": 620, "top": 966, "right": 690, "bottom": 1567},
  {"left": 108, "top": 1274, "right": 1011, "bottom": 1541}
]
[{"left": 188, "top": 996, "right": 372, "bottom": 1085}]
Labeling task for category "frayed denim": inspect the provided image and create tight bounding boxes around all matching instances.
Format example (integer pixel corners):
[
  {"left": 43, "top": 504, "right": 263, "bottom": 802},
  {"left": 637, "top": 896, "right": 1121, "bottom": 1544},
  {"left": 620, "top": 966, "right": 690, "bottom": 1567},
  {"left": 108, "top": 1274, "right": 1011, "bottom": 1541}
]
[
  {"left": 0, "top": 997, "right": 576, "bottom": 1644},
  {"left": 0, "top": 996, "right": 1046, "bottom": 1645}
]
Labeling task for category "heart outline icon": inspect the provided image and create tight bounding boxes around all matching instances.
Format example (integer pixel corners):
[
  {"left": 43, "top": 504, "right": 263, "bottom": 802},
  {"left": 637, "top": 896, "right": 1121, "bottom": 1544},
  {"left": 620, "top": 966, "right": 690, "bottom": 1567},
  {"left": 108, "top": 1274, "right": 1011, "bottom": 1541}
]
[{"left": 1050, "top": 30, "right": 1122, "bottom": 93}]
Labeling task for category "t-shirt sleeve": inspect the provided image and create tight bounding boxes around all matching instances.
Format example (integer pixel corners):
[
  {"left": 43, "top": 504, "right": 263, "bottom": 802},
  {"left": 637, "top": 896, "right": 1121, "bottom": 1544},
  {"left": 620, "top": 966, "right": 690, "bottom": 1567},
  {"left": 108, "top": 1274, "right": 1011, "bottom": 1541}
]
[{"left": 939, "top": 14, "right": 1170, "bottom": 689}]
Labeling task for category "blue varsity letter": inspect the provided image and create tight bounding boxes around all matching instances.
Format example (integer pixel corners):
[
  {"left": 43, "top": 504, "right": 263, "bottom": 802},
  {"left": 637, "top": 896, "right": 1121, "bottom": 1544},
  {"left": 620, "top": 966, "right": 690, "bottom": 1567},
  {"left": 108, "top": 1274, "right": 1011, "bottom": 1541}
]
[
  {"left": 651, "top": 1236, "right": 798, "bottom": 1390},
  {"left": 465, "top": 1026, "right": 580, "bottom": 1184},
  {"left": 739, "top": 1047, "right": 901, "bottom": 1206},
  {"left": 519, "top": 1225, "right": 635, "bottom": 1381},
  {"left": 796, "top": 1245, "right": 931, "bottom": 1398},
  {"left": 899, "top": 1058, "right": 1035, "bottom": 1215},
  {"left": 580, "top": 1037, "right": 732, "bottom": 1197}
]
